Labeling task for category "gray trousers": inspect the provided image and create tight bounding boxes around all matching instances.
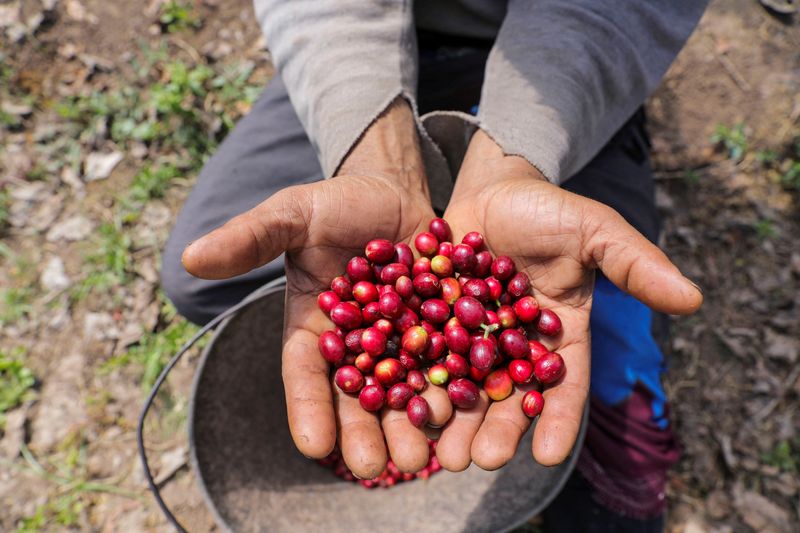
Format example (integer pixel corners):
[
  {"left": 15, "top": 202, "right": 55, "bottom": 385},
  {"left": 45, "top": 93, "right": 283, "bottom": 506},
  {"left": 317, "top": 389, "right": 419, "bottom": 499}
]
[{"left": 162, "top": 43, "right": 659, "bottom": 326}]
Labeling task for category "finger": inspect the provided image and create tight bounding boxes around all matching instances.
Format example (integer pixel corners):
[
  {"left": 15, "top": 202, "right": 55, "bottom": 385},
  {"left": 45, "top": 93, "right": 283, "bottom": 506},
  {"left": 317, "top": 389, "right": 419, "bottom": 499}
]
[
  {"left": 585, "top": 204, "right": 702, "bottom": 315},
  {"left": 282, "top": 294, "right": 336, "bottom": 459},
  {"left": 381, "top": 405, "right": 429, "bottom": 473},
  {"left": 471, "top": 386, "right": 533, "bottom": 471},
  {"left": 182, "top": 186, "right": 311, "bottom": 279},
  {"left": 532, "top": 327, "right": 590, "bottom": 466},
  {"left": 420, "top": 383, "right": 453, "bottom": 428},
  {"left": 282, "top": 325, "right": 337, "bottom": 459},
  {"left": 334, "top": 379, "right": 388, "bottom": 479},
  {"left": 436, "top": 389, "right": 490, "bottom": 472}
]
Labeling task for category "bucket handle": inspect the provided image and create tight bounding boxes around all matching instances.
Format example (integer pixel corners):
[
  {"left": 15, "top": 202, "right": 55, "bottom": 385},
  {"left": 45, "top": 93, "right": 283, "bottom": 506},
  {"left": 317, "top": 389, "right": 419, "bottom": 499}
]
[{"left": 138, "top": 297, "right": 254, "bottom": 532}]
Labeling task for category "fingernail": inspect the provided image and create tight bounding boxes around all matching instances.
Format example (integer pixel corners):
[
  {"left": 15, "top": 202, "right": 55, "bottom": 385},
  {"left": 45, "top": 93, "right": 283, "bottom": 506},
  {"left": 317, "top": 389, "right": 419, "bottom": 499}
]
[{"left": 688, "top": 279, "right": 703, "bottom": 295}]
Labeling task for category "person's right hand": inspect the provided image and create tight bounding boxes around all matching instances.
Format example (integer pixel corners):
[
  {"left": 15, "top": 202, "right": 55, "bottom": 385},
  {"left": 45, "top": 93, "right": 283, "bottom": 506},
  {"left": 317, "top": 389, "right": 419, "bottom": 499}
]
[{"left": 181, "top": 100, "right": 453, "bottom": 479}]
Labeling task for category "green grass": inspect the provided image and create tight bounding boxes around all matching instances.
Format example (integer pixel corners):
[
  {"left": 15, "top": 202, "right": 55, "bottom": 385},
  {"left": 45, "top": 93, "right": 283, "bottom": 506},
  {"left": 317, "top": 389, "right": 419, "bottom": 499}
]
[
  {"left": 711, "top": 122, "right": 748, "bottom": 162},
  {"left": 10, "top": 438, "right": 142, "bottom": 532},
  {"left": 56, "top": 56, "right": 260, "bottom": 174},
  {"left": 101, "top": 298, "right": 206, "bottom": 392},
  {"left": 0, "top": 186, "right": 10, "bottom": 229},
  {"left": 159, "top": 1, "right": 200, "bottom": 32},
  {"left": 762, "top": 438, "right": 800, "bottom": 474},
  {"left": 778, "top": 137, "right": 800, "bottom": 191},
  {"left": 0, "top": 349, "right": 36, "bottom": 430},
  {"left": 754, "top": 218, "right": 777, "bottom": 240},
  {"left": 0, "top": 287, "right": 32, "bottom": 326}
]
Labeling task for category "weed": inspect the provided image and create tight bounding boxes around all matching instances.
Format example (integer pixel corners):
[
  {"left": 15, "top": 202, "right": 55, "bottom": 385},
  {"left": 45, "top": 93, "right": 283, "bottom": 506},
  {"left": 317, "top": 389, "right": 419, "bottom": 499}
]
[
  {"left": 0, "top": 287, "right": 32, "bottom": 325},
  {"left": 102, "top": 316, "right": 203, "bottom": 391},
  {"left": 92, "top": 221, "right": 133, "bottom": 281},
  {"left": 0, "top": 186, "right": 10, "bottom": 229},
  {"left": 683, "top": 169, "right": 701, "bottom": 186},
  {"left": 0, "top": 348, "right": 37, "bottom": 429},
  {"left": 762, "top": 438, "right": 800, "bottom": 474},
  {"left": 778, "top": 137, "right": 800, "bottom": 191},
  {"left": 124, "top": 162, "right": 183, "bottom": 213},
  {"left": 10, "top": 439, "right": 141, "bottom": 532},
  {"left": 159, "top": 1, "right": 200, "bottom": 33},
  {"left": 754, "top": 218, "right": 777, "bottom": 240},
  {"left": 711, "top": 122, "right": 748, "bottom": 162}
]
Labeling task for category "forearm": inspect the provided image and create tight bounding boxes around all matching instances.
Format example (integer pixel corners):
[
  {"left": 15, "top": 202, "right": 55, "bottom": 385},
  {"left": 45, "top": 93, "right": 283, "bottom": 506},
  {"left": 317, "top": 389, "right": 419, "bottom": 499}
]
[{"left": 337, "top": 98, "right": 428, "bottom": 198}]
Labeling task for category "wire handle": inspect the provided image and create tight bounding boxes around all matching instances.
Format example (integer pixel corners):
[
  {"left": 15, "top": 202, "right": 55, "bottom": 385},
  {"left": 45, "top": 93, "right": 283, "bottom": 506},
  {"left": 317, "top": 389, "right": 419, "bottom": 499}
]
[{"left": 137, "top": 297, "right": 255, "bottom": 532}]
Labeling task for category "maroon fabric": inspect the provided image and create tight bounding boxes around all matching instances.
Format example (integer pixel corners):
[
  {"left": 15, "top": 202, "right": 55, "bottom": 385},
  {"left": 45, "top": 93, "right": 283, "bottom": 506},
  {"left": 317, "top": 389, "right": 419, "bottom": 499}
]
[{"left": 577, "top": 384, "right": 680, "bottom": 519}]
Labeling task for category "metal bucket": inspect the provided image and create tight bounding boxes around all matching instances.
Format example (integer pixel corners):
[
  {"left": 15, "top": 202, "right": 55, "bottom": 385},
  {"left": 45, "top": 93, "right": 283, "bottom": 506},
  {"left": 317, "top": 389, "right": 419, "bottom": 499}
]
[{"left": 141, "top": 278, "right": 587, "bottom": 532}]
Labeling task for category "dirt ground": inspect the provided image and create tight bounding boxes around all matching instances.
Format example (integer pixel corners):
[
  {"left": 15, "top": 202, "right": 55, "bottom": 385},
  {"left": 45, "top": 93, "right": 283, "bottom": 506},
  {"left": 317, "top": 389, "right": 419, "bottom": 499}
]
[{"left": 1, "top": 0, "right": 798, "bottom": 531}]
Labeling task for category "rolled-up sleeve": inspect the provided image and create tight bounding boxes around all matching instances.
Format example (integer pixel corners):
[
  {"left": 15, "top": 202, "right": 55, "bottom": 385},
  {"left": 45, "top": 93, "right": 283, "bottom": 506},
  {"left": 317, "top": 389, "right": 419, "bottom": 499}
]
[
  {"left": 254, "top": 0, "right": 418, "bottom": 177},
  {"left": 477, "top": 0, "right": 708, "bottom": 183}
]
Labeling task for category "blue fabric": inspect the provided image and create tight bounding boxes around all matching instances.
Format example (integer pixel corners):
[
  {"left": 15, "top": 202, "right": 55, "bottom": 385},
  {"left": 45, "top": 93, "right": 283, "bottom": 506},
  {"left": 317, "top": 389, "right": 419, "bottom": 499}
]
[{"left": 588, "top": 275, "right": 669, "bottom": 429}]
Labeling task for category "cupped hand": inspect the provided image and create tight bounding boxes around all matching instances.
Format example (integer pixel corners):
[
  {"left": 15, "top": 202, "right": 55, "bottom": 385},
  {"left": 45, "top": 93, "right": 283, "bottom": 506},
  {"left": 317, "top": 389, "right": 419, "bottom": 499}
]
[
  {"left": 182, "top": 100, "right": 453, "bottom": 478},
  {"left": 435, "top": 130, "right": 702, "bottom": 471}
]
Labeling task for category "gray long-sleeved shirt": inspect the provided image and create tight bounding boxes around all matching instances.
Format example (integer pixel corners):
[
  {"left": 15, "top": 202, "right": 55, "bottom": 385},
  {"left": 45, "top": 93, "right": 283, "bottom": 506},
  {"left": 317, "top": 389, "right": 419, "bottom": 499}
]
[{"left": 254, "top": 0, "right": 706, "bottom": 192}]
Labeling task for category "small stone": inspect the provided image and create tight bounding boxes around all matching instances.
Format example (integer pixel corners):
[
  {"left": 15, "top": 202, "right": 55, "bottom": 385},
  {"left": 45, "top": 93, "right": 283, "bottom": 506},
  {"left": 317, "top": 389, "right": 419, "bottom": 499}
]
[
  {"left": 0, "top": 101, "right": 32, "bottom": 116},
  {"left": 30, "top": 352, "right": 87, "bottom": 452},
  {"left": 46, "top": 214, "right": 92, "bottom": 242},
  {"left": 655, "top": 187, "right": 674, "bottom": 212},
  {"left": 78, "top": 53, "right": 113, "bottom": 73},
  {"left": 40, "top": 256, "right": 71, "bottom": 291},
  {"left": 764, "top": 329, "right": 799, "bottom": 363},
  {"left": 9, "top": 181, "right": 46, "bottom": 202},
  {"left": 84, "top": 312, "right": 120, "bottom": 341},
  {"left": 58, "top": 42, "right": 78, "bottom": 59},
  {"left": 65, "top": 0, "right": 97, "bottom": 23},
  {"left": 0, "top": 409, "right": 27, "bottom": 459},
  {"left": 733, "top": 483, "right": 792, "bottom": 532},
  {"left": 0, "top": 2, "right": 20, "bottom": 28},
  {"left": 84, "top": 151, "right": 123, "bottom": 181},
  {"left": 791, "top": 252, "right": 800, "bottom": 276},
  {"left": 26, "top": 12, "right": 44, "bottom": 33},
  {"left": 705, "top": 489, "right": 731, "bottom": 519},
  {"left": 154, "top": 446, "right": 187, "bottom": 485},
  {"left": 60, "top": 166, "right": 84, "bottom": 191}
]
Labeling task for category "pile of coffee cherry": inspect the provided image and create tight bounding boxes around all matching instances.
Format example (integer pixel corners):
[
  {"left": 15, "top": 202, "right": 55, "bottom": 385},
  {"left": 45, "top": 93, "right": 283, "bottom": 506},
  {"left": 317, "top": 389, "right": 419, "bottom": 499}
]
[
  {"left": 317, "top": 218, "right": 565, "bottom": 429},
  {"left": 317, "top": 440, "right": 442, "bottom": 489}
]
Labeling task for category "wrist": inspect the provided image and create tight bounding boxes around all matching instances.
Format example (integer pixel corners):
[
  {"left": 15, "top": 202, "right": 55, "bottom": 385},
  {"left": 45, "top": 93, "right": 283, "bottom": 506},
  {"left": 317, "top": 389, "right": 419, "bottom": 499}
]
[
  {"left": 336, "top": 97, "right": 428, "bottom": 196},
  {"left": 454, "top": 130, "right": 548, "bottom": 196}
]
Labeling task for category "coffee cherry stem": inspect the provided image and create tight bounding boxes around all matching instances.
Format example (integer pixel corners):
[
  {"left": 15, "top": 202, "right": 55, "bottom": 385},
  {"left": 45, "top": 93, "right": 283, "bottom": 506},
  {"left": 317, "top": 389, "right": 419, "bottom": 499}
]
[{"left": 480, "top": 322, "right": 500, "bottom": 339}]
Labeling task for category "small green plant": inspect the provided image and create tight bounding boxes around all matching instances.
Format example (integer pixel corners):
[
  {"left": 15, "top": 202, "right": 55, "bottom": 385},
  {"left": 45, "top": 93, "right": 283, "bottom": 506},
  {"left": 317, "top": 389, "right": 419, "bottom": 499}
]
[
  {"left": 0, "top": 349, "right": 36, "bottom": 429},
  {"left": 762, "top": 438, "right": 800, "bottom": 474},
  {"left": 778, "top": 137, "right": 800, "bottom": 191},
  {"left": 0, "top": 186, "right": 10, "bottom": 229},
  {"left": 682, "top": 169, "right": 701, "bottom": 186},
  {"left": 102, "top": 316, "right": 203, "bottom": 391},
  {"left": 711, "top": 122, "right": 748, "bottom": 162},
  {"left": 127, "top": 162, "right": 182, "bottom": 207},
  {"left": 11, "top": 439, "right": 141, "bottom": 532},
  {"left": 159, "top": 1, "right": 200, "bottom": 33},
  {"left": 754, "top": 218, "right": 777, "bottom": 240},
  {"left": 93, "top": 221, "right": 133, "bottom": 280},
  {"left": 0, "top": 287, "right": 32, "bottom": 325}
]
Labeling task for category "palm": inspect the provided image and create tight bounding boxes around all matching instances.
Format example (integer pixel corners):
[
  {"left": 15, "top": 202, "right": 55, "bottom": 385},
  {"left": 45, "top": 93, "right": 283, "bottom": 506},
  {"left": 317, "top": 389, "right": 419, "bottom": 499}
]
[
  {"left": 183, "top": 173, "right": 444, "bottom": 477},
  {"left": 440, "top": 177, "right": 594, "bottom": 468}
]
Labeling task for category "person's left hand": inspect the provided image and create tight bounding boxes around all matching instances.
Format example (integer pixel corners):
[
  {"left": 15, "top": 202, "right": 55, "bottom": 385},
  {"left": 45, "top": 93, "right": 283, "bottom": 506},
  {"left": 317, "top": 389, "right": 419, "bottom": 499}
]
[{"left": 435, "top": 130, "right": 703, "bottom": 471}]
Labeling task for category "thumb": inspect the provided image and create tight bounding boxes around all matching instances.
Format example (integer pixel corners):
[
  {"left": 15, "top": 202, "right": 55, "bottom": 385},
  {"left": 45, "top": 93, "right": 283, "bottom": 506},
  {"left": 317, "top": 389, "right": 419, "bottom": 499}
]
[
  {"left": 181, "top": 185, "right": 311, "bottom": 280},
  {"left": 585, "top": 204, "right": 702, "bottom": 315}
]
